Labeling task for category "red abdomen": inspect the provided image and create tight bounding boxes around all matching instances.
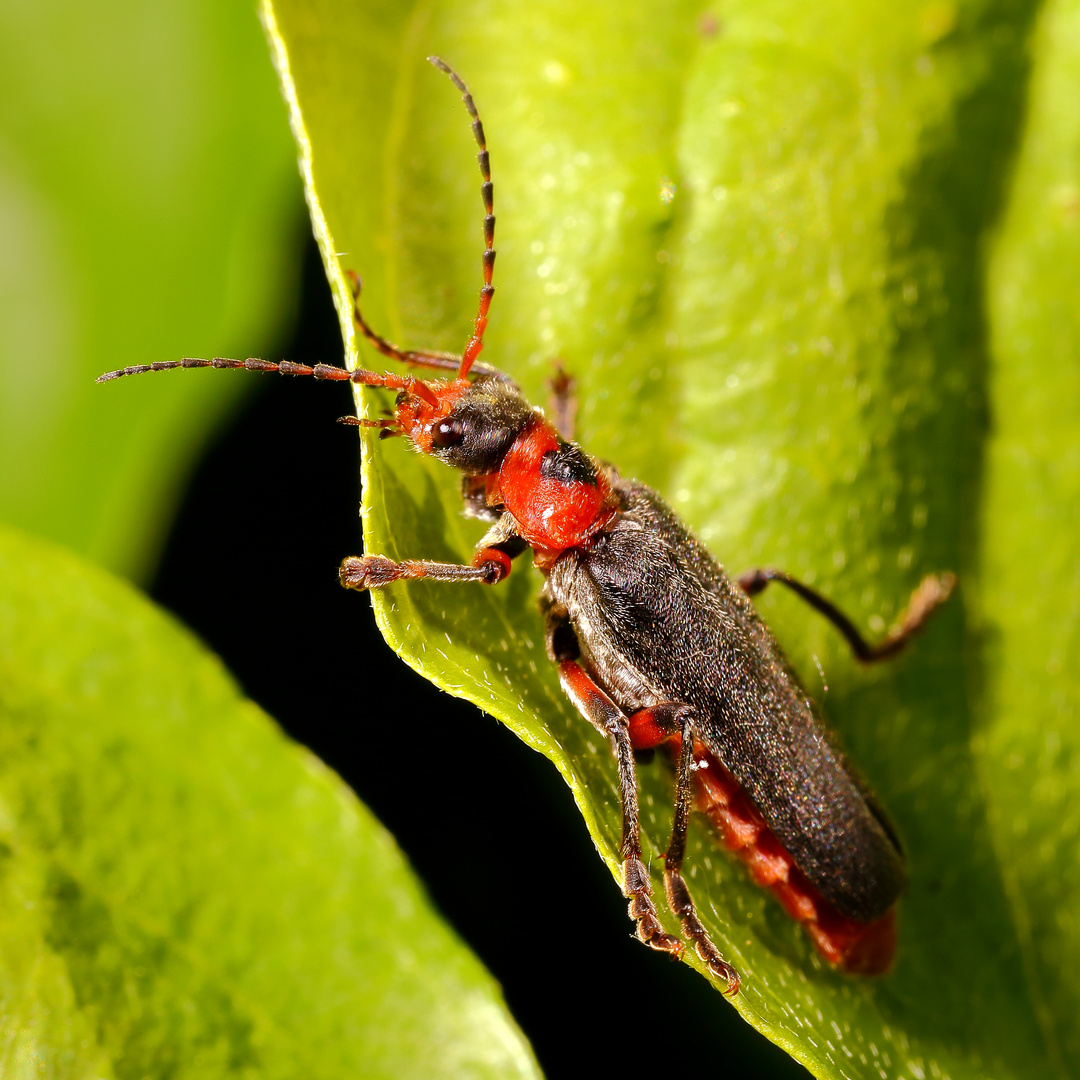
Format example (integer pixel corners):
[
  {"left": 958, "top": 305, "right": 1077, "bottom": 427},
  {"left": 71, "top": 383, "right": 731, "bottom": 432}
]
[{"left": 684, "top": 736, "right": 896, "bottom": 974}]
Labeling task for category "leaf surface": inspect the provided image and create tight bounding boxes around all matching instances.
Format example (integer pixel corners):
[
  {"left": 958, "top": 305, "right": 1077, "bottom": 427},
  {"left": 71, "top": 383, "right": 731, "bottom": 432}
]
[
  {"left": 0, "top": 0, "right": 298, "bottom": 580},
  {"left": 264, "top": 0, "right": 1080, "bottom": 1076},
  {"left": 0, "top": 524, "right": 540, "bottom": 1079}
]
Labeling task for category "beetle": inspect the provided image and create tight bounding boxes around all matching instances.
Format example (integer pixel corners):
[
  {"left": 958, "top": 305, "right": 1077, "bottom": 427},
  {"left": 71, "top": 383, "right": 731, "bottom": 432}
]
[{"left": 99, "top": 56, "right": 954, "bottom": 994}]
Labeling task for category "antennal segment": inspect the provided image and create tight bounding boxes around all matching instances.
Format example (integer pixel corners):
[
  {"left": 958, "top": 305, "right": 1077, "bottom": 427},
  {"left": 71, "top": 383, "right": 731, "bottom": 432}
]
[
  {"left": 96, "top": 356, "right": 441, "bottom": 408},
  {"left": 428, "top": 56, "right": 495, "bottom": 380},
  {"left": 345, "top": 270, "right": 503, "bottom": 381}
]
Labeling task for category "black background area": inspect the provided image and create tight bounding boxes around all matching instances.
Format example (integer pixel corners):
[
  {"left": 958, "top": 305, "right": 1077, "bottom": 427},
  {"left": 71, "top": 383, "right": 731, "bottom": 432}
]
[{"left": 151, "top": 236, "right": 808, "bottom": 1079}]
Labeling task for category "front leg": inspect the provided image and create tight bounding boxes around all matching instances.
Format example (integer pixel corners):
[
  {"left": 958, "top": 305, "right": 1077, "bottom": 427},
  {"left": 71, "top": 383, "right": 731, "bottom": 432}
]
[
  {"left": 340, "top": 554, "right": 507, "bottom": 590},
  {"left": 341, "top": 513, "right": 528, "bottom": 592}
]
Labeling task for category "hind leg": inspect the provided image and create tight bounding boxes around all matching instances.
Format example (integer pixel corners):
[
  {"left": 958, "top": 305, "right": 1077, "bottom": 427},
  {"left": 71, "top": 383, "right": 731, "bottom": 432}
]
[{"left": 738, "top": 568, "right": 955, "bottom": 662}]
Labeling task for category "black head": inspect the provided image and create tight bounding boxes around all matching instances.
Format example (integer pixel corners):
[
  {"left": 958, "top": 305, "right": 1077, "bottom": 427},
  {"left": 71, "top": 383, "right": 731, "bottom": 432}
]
[{"left": 425, "top": 377, "right": 537, "bottom": 475}]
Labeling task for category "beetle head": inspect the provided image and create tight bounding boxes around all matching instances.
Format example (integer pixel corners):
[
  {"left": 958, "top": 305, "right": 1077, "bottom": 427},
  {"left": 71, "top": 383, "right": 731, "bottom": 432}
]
[{"left": 387, "top": 374, "right": 536, "bottom": 475}]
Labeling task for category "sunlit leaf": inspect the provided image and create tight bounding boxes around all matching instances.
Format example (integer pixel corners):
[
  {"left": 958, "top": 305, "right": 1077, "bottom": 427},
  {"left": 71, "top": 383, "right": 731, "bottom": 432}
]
[{"left": 264, "top": 0, "right": 1080, "bottom": 1076}]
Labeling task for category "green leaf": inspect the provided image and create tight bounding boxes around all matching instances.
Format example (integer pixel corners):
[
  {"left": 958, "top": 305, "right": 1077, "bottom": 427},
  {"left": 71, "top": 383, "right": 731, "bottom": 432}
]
[
  {"left": 0, "top": 523, "right": 540, "bottom": 1079},
  {"left": 980, "top": 0, "right": 1080, "bottom": 1070},
  {"left": 0, "top": 0, "right": 299, "bottom": 582},
  {"left": 265, "top": 0, "right": 1080, "bottom": 1076}
]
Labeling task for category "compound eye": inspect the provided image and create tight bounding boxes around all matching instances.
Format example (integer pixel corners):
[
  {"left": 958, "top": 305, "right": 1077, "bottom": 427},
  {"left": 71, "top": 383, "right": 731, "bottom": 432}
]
[{"left": 431, "top": 416, "right": 465, "bottom": 450}]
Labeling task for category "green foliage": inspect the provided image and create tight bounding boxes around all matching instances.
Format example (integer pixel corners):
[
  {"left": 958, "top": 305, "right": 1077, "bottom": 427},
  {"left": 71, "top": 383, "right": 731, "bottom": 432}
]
[
  {"left": 3, "top": 0, "right": 1078, "bottom": 1074},
  {"left": 0, "top": 524, "right": 539, "bottom": 1079},
  {"left": 0, "top": 0, "right": 298, "bottom": 581},
  {"left": 0, "top": 2, "right": 541, "bottom": 1073},
  {"left": 265, "top": 0, "right": 1080, "bottom": 1076}
]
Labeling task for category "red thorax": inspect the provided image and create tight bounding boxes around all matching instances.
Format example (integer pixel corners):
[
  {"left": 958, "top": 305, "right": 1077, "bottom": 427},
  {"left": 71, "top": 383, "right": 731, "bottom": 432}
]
[
  {"left": 395, "top": 381, "right": 617, "bottom": 569},
  {"left": 488, "top": 417, "right": 617, "bottom": 568}
]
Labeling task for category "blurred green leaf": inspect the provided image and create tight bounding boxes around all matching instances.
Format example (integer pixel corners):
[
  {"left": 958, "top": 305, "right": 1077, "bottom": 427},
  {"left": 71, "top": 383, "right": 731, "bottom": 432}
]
[
  {"left": 0, "top": 523, "right": 540, "bottom": 1079},
  {"left": 265, "top": 0, "right": 1080, "bottom": 1076},
  {"left": 980, "top": 0, "right": 1080, "bottom": 1071},
  {"left": 0, "top": 0, "right": 300, "bottom": 581}
]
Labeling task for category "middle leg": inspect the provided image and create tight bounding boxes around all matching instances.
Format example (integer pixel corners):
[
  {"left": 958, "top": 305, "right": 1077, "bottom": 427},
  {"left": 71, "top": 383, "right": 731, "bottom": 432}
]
[
  {"left": 655, "top": 709, "right": 741, "bottom": 994},
  {"left": 557, "top": 661, "right": 683, "bottom": 964},
  {"left": 624, "top": 700, "right": 741, "bottom": 994},
  {"left": 557, "top": 660, "right": 740, "bottom": 992}
]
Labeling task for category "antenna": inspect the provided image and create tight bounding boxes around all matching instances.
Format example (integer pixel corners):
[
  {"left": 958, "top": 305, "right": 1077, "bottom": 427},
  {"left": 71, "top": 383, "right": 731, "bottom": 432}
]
[
  {"left": 428, "top": 56, "right": 495, "bottom": 379},
  {"left": 98, "top": 59, "right": 500, "bottom": 397},
  {"left": 95, "top": 356, "right": 440, "bottom": 408}
]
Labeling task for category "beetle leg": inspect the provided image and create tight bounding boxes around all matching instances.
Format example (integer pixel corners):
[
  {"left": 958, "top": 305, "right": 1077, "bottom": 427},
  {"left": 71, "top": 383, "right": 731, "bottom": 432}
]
[
  {"left": 557, "top": 661, "right": 685, "bottom": 964},
  {"left": 738, "top": 568, "right": 956, "bottom": 663},
  {"left": 461, "top": 475, "right": 500, "bottom": 521},
  {"left": 540, "top": 597, "right": 580, "bottom": 663},
  {"left": 341, "top": 514, "right": 529, "bottom": 591},
  {"left": 339, "top": 552, "right": 509, "bottom": 590},
  {"left": 663, "top": 717, "right": 741, "bottom": 994},
  {"left": 548, "top": 364, "right": 577, "bottom": 441},
  {"left": 617, "top": 699, "right": 740, "bottom": 992}
]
